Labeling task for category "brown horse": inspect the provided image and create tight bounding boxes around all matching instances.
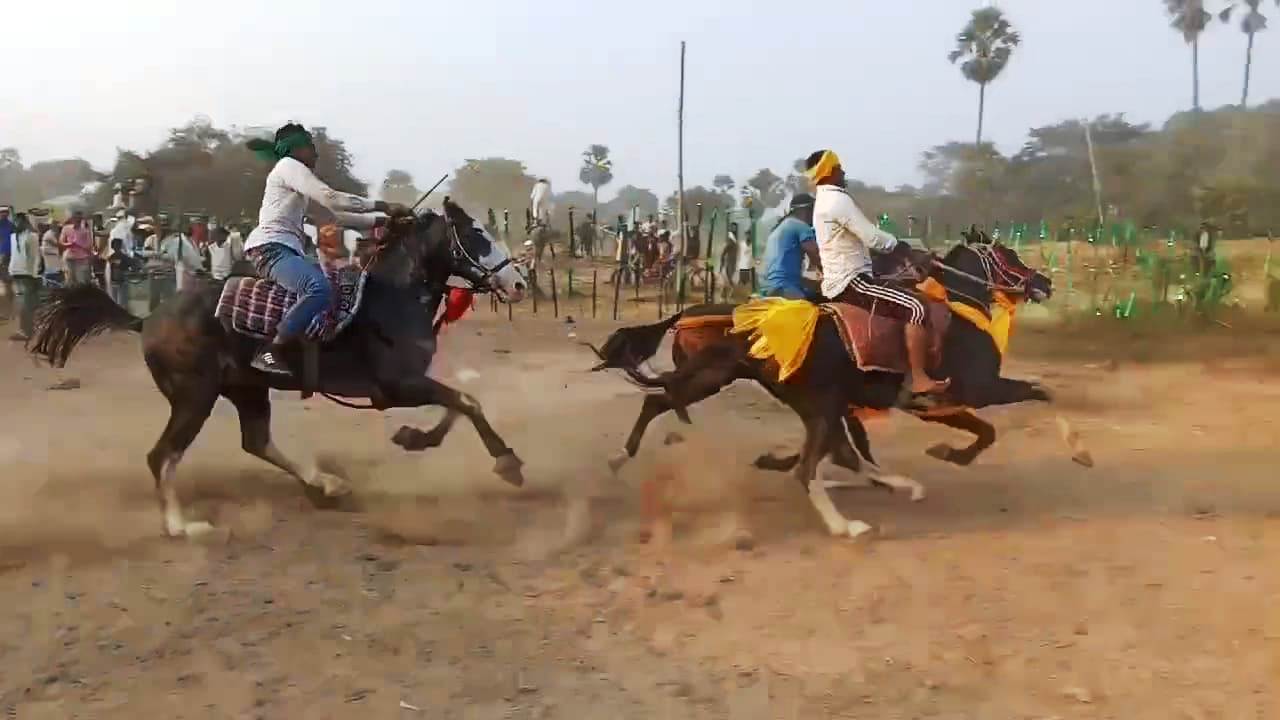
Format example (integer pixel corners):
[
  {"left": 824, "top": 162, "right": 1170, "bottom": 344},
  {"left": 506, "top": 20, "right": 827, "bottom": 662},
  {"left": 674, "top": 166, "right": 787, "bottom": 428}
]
[
  {"left": 29, "top": 200, "right": 529, "bottom": 539},
  {"left": 590, "top": 235, "right": 1089, "bottom": 539}
]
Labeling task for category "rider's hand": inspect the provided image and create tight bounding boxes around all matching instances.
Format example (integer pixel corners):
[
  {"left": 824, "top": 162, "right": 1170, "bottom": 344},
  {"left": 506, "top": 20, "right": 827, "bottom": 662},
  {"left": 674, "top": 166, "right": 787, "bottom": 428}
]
[{"left": 374, "top": 201, "right": 413, "bottom": 218}]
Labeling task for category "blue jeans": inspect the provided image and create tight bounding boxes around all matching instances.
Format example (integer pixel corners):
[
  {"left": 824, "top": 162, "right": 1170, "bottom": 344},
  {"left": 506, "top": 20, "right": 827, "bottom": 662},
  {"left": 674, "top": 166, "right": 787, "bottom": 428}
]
[{"left": 250, "top": 243, "right": 332, "bottom": 341}]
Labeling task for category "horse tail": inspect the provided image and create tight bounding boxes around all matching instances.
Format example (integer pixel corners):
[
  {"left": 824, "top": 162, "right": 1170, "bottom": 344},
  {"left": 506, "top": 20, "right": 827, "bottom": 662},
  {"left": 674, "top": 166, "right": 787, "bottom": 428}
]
[
  {"left": 583, "top": 311, "right": 684, "bottom": 386},
  {"left": 28, "top": 284, "right": 144, "bottom": 368}
]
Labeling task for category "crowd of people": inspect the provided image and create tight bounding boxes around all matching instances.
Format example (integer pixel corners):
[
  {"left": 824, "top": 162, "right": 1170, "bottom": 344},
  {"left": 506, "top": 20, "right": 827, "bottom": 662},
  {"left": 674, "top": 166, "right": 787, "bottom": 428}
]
[{"left": 0, "top": 202, "right": 256, "bottom": 341}]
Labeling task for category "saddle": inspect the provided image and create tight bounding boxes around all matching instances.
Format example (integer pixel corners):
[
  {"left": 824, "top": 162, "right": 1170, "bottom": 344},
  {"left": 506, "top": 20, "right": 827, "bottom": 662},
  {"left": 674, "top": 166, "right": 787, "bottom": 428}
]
[
  {"left": 819, "top": 300, "right": 950, "bottom": 375},
  {"left": 213, "top": 266, "right": 368, "bottom": 397}
]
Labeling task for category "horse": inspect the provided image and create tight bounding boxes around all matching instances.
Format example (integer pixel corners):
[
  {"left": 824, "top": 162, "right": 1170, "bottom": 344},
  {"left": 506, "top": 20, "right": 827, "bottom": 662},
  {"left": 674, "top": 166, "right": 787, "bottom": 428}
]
[
  {"left": 28, "top": 199, "right": 529, "bottom": 540},
  {"left": 588, "top": 231, "right": 1087, "bottom": 539}
]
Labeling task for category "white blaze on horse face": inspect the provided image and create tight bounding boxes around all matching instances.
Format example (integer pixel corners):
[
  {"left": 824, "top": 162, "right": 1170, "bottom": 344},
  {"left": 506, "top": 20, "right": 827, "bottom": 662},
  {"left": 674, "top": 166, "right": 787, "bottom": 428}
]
[{"left": 476, "top": 227, "right": 526, "bottom": 303}]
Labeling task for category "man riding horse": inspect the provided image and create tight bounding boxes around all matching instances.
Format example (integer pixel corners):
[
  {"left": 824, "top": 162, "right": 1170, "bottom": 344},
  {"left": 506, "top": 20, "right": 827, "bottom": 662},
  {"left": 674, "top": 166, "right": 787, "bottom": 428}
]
[
  {"left": 243, "top": 123, "right": 412, "bottom": 376},
  {"left": 806, "top": 149, "right": 948, "bottom": 403}
]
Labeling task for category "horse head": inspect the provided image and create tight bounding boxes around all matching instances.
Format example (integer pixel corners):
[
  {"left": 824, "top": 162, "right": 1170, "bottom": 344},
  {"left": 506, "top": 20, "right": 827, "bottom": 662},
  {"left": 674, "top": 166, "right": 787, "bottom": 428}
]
[
  {"left": 939, "top": 235, "right": 1052, "bottom": 307},
  {"left": 440, "top": 198, "right": 527, "bottom": 304},
  {"left": 390, "top": 199, "right": 527, "bottom": 304}
]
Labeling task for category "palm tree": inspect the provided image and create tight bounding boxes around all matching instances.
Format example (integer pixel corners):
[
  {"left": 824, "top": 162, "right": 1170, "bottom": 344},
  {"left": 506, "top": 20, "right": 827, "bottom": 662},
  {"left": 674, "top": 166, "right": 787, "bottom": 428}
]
[
  {"left": 1165, "top": 0, "right": 1213, "bottom": 111},
  {"left": 949, "top": 6, "right": 1021, "bottom": 146},
  {"left": 1220, "top": 0, "right": 1277, "bottom": 107},
  {"left": 578, "top": 144, "right": 614, "bottom": 215}
]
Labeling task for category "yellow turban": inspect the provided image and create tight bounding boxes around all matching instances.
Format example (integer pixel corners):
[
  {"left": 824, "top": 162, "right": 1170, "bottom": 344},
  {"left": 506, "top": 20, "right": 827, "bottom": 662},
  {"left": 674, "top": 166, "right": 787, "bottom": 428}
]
[{"left": 805, "top": 150, "right": 840, "bottom": 183}]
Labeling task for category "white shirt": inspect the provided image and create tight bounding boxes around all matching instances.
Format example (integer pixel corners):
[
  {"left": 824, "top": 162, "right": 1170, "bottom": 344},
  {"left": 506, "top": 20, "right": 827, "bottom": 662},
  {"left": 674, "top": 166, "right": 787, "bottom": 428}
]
[
  {"left": 530, "top": 181, "right": 552, "bottom": 224},
  {"left": 207, "top": 238, "right": 242, "bottom": 280},
  {"left": 245, "top": 157, "right": 379, "bottom": 255},
  {"left": 813, "top": 184, "right": 898, "bottom": 298},
  {"left": 109, "top": 215, "right": 136, "bottom": 256},
  {"left": 41, "top": 229, "right": 62, "bottom": 273},
  {"left": 736, "top": 230, "right": 753, "bottom": 272},
  {"left": 9, "top": 228, "right": 40, "bottom": 278}
]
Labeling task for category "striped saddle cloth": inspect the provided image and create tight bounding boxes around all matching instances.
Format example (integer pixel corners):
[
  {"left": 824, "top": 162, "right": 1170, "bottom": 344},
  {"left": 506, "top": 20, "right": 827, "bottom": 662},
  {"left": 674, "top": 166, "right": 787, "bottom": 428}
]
[{"left": 213, "top": 266, "right": 367, "bottom": 343}]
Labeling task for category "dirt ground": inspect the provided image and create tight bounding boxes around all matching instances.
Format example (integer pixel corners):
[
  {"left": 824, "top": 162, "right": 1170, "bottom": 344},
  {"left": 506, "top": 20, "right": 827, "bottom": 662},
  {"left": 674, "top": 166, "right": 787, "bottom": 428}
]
[{"left": 2, "top": 308, "right": 1280, "bottom": 719}]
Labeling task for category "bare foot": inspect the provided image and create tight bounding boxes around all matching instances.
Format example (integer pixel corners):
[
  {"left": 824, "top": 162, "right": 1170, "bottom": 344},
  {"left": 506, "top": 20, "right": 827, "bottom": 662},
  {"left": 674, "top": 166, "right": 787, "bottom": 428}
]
[{"left": 910, "top": 377, "right": 950, "bottom": 395}]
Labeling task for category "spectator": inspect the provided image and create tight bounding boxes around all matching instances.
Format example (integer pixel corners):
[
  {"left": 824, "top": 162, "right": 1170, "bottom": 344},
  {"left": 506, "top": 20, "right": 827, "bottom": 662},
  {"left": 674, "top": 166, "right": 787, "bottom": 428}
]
[
  {"left": 206, "top": 226, "right": 243, "bottom": 281},
  {"left": 736, "top": 222, "right": 754, "bottom": 286},
  {"left": 7, "top": 210, "right": 41, "bottom": 341},
  {"left": 59, "top": 210, "right": 95, "bottom": 285},
  {"left": 528, "top": 178, "right": 553, "bottom": 265},
  {"left": 105, "top": 237, "right": 141, "bottom": 306},
  {"left": 40, "top": 217, "right": 63, "bottom": 284},
  {"left": 108, "top": 209, "right": 136, "bottom": 257},
  {"left": 0, "top": 205, "right": 13, "bottom": 312},
  {"left": 719, "top": 222, "right": 740, "bottom": 300}
]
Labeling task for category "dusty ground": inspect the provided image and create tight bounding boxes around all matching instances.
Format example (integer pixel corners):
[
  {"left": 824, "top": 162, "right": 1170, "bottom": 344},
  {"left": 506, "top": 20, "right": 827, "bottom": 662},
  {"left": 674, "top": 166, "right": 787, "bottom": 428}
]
[{"left": 2, "top": 308, "right": 1279, "bottom": 719}]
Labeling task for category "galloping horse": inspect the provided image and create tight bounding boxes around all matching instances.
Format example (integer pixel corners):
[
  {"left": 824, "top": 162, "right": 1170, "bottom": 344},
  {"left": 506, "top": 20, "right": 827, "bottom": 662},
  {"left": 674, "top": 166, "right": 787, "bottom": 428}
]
[
  {"left": 589, "top": 231, "right": 1088, "bottom": 539},
  {"left": 30, "top": 199, "right": 528, "bottom": 539}
]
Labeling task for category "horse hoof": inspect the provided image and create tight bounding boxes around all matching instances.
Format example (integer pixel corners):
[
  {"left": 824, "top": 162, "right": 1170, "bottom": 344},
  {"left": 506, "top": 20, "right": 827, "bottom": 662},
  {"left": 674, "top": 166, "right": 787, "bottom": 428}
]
[
  {"left": 845, "top": 520, "right": 875, "bottom": 541},
  {"left": 926, "top": 444, "right": 957, "bottom": 464},
  {"left": 1072, "top": 451, "right": 1095, "bottom": 468},
  {"left": 184, "top": 522, "right": 230, "bottom": 544},
  {"left": 301, "top": 482, "right": 343, "bottom": 510},
  {"left": 607, "top": 452, "right": 630, "bottom": 474},
  {"left": 315, "top": 472, "right": 350, "bottom": 497},
  {"left": 392, "top": 426, "right": 431, "bottom": 452},
  {"left": 494, "top": 453, "right": 525, "bottom": 487}
]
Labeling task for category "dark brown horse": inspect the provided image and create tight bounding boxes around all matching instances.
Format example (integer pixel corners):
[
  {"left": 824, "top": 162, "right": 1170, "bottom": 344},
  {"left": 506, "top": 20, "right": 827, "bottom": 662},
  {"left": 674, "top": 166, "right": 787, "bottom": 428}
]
[
  {"left": 29, "top": 199, "right": 529, "bottom": 539},
  {"left": 589, "top": 234, "right": 1089, "bottom": 539}
]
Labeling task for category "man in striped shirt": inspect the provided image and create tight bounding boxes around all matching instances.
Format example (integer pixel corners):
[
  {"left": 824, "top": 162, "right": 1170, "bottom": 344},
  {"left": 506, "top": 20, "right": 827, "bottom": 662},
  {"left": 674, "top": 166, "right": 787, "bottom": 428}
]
[{"left": 806, "top": 149, "right": 948, "bottom": 398}]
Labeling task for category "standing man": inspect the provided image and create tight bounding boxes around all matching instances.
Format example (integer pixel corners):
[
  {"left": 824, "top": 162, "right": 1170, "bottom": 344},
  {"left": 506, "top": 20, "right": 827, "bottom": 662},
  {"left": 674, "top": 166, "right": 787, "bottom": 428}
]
[
  {"left": 0, "top": 205, "right": 14, "bottom": 315},
  {"left": 806, "top": 149, "right": 947, "bottom": 400},
  {"left": 529, "top": 177, "right": 553, "bottom": 266},
  {"left": 40, "top": 215, "right": 63, "bottom": 284},
  {"left": 59, "top": 209, "right": 95, "bottom": 285},
  {"left": 7, "top": 210, "right": 42, "bottom": 341},
  {"left": 760, "top": 193, "right": 822, "bottom": 300},
  {"left": 206, "top": 226, "right": 244, "bottom": 281}
]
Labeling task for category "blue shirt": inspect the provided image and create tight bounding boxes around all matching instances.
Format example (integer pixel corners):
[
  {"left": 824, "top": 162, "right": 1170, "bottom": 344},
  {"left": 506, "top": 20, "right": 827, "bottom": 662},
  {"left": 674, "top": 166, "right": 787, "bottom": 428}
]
[
  {"left": 761, "top": 216, "right": 816, "bottom": 298},
  {"left": 0, "top": 218, "right": 14, "bottom": 256}
]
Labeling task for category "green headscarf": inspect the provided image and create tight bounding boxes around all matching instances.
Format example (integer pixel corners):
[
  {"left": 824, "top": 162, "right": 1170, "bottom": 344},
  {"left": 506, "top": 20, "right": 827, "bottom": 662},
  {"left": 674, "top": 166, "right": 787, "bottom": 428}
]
[{"left": 247, "top": 129, "right": 314, "bottom": 163}]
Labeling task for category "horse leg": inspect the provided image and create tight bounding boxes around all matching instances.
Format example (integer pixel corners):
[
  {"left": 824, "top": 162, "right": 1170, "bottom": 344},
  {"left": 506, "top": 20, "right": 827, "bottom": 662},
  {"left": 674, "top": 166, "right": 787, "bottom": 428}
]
[
  {"left": 381, "top": 377, "right": 525, "bottom": 487},
  {"left": 988, "top": 379, "right": 1092, "bottom": 467},
  {"left": 832, "top": 415, "right": 926, "bottom": 501},
  {"left": 393, "top": 409, "right": 460, "bottom": 451},
  {"left": 796, "top": 413, "right": 873, "bottom": 539},
  {"left": 223, "top": 385, "right": 349, "bottom": 505},
  {"left": 922, "top": 410, "right": 996, "bottom": 466},
  {"left": 145, "top": 388, "right": 218, "bottom": 539},
  {"left": 610, "top": 349, "right": 738, "bottom": 474}
]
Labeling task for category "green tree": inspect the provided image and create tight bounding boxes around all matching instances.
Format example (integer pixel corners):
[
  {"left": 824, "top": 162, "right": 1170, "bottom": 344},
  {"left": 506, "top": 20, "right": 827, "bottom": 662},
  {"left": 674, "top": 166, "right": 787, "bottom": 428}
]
[
  {"left": 448, "top": 157, "right": 537, "bottom": 221},
  {"left": 1165, "top": 0, "right": 1213, "bottom": 111},
  {"left": 949, "top": 6, "right": 1021, "bottom": 146},
  {"left": 578, "top": 144, "right": 614, "bottom": 214},
  {"left": 745, "top": 168, "right": 785, "bottom": 215},
  {"left": 381, "top": 169, "right": 420, "bottom": 205},
  {"left": 1220, "top": 0, "right": 1277, "bottom": 107}
]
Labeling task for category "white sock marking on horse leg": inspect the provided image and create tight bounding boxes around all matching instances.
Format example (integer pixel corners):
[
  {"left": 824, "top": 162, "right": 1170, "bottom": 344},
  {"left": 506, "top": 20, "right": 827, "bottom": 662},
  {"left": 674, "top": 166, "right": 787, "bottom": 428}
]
[
  {"left": 261, "top": 441, "right": 348, "bottom": 496},
  {"left": 866, "top": 465, "right": 926, "bottom": 502},
  {"left": 159, "top": 454, "right": 186, "bottom": 537},
  {"left": 810, "top": 457, "right": 854, "bottom": 536},
  {"left": 821, "top": 460, "right": 872, "bottom": 490},
  {"left": 607, "top": 448, "right": 630, "bottom": 474}
]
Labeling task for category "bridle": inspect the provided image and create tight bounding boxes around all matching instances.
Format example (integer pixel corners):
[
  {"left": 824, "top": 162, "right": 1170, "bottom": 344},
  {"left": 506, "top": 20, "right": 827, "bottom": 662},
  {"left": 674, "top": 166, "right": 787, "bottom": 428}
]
[
  {"left": 442, "top": 217, "right": 515, "bottom": 296},
  {"left": 934, "top": 243, "right": 1036, "bottom": 296},
  {"left": 360, "top": 213, "right": 516, "bottom": 296}
]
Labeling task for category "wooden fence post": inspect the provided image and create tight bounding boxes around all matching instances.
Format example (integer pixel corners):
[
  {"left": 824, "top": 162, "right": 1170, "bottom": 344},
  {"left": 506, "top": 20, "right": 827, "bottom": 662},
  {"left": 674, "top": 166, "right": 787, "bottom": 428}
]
[{"left": 591, "top": 269, "right": 598, "bottom": 319}]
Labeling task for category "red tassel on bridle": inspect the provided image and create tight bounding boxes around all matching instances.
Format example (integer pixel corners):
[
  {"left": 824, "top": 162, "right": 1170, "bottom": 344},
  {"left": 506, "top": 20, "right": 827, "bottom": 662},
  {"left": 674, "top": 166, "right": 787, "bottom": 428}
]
[{"left": 441, "top": 287, "right": 474, "bottom": 326}]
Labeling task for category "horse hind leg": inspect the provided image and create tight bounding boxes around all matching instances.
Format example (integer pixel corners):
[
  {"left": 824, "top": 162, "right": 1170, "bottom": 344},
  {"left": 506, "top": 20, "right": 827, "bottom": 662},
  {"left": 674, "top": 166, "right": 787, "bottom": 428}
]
[
  {"left": 833, "top": 415, "right": 926, "bottom": 502},
  {"left": 223, "top": 386, "right": 349, "bottom": 506},
  {"left": 146, "top": 389, "right": 218, "bottom": 539}
]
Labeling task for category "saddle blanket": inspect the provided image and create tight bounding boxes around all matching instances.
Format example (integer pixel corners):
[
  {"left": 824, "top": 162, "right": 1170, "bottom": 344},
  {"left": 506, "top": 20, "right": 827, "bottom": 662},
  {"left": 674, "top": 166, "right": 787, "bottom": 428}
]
[
  {"left": 819, "top": 301, "right": 950, "bottom": 375},
  {"left": 214, "top": 266, "right": 367, "bottom": 343}
]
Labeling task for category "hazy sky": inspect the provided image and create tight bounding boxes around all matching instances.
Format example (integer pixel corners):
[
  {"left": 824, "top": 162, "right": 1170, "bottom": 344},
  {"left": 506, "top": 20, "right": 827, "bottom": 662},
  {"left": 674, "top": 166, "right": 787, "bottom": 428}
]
[{"left": 4, "top": 0, "right": 1276, "bottom": 198}]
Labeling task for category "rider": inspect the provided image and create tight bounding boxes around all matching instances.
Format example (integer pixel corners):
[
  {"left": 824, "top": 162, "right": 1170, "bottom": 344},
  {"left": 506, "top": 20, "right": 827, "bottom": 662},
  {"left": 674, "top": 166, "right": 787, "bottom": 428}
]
[
  {"left": 244, "top": 123, "right": 407, "bottom": 376},
  {"left": 806, "top": 149, "right": 948, "bottom": 399},
  {"left": 760, "top": 193, "right": 822, "bottom": 301}
]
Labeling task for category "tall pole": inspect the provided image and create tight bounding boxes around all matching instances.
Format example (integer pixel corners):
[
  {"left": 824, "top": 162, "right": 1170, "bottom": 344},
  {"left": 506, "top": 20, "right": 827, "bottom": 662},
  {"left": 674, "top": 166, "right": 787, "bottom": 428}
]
[
  {"left": 1083, "top": 118, "right": 1105, "bottom": 228},
  {"left": 675, "top": 41, "right": 687, "bottom": 305}
]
